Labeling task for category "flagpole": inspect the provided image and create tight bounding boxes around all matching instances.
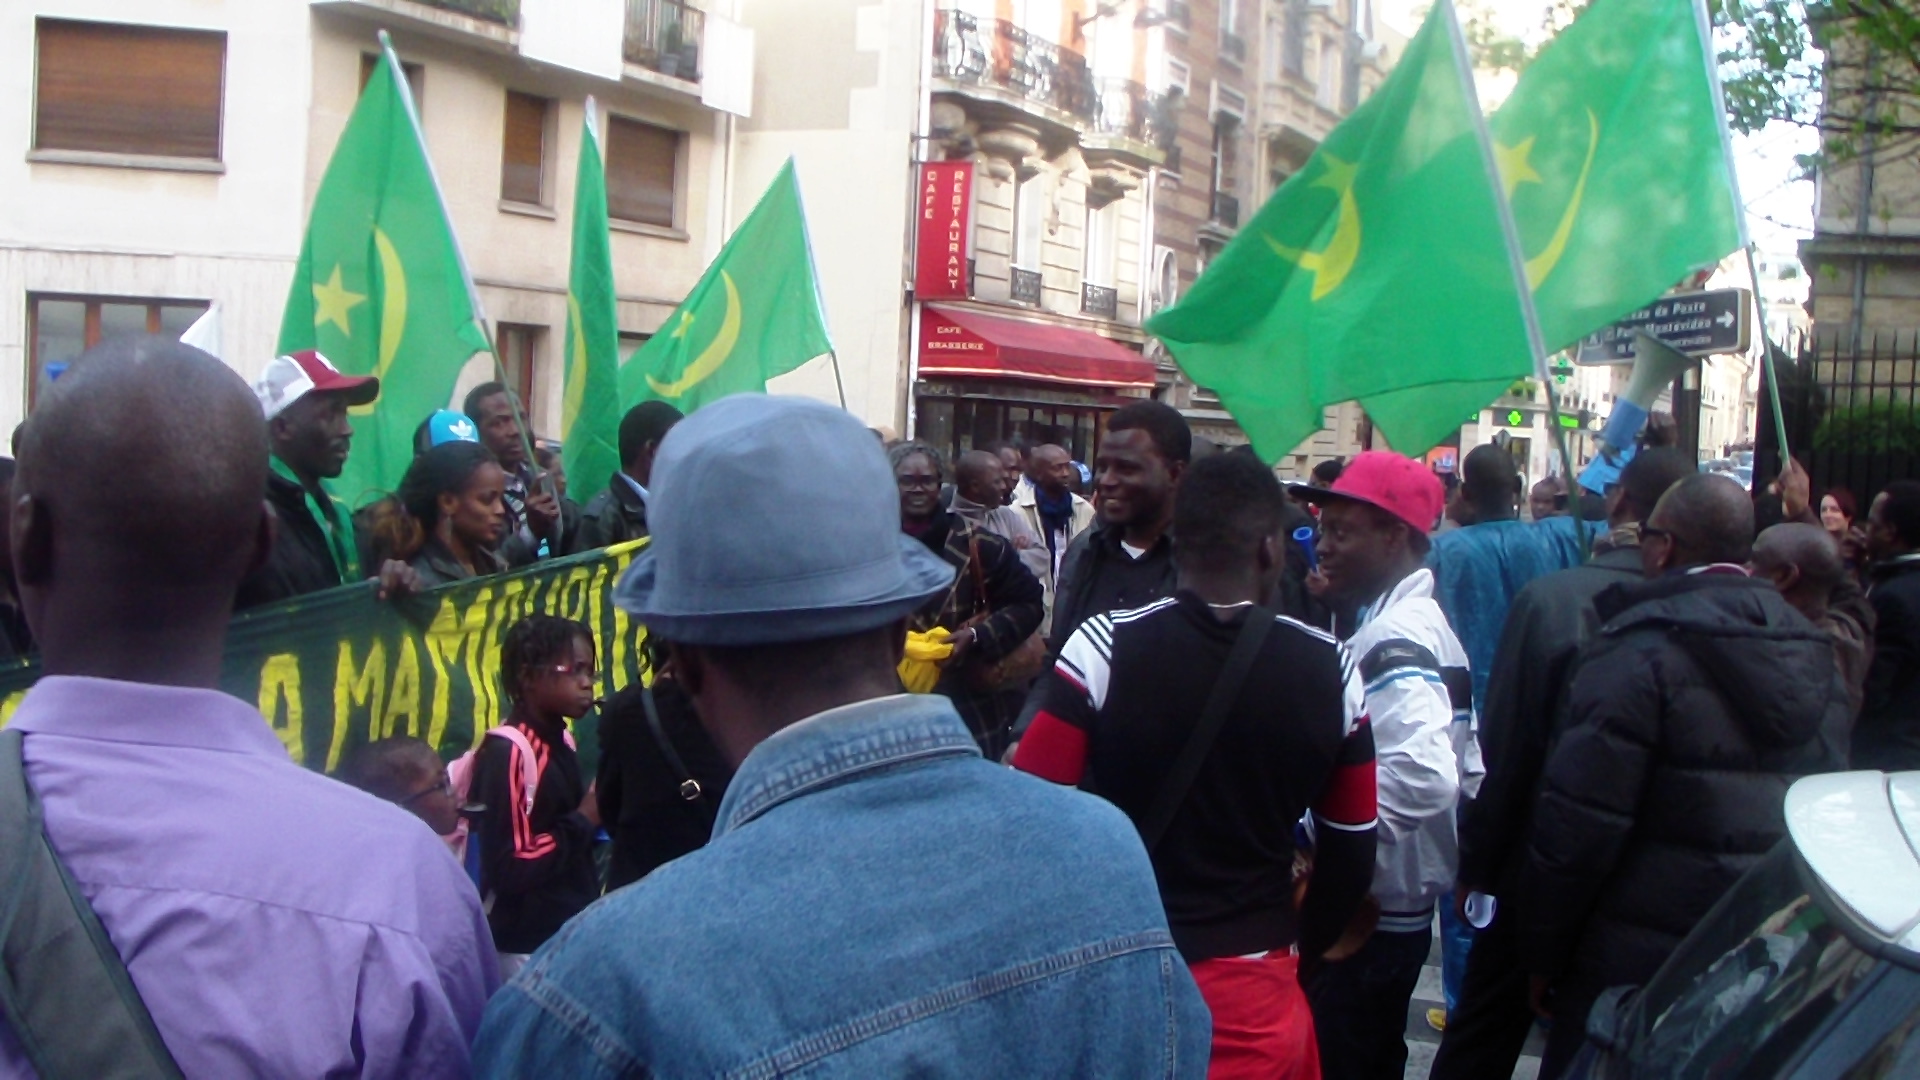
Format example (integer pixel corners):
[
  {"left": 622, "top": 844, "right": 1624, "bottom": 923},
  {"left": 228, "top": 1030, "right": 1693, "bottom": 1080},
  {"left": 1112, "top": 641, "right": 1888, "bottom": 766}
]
[
  {"left": 827, "top": 351, "right": 849, "bottom": 410},
  {"left": 1745, "top": 244, "right": 1795, "bottom": 468},
  {"left": 1441, "top": 0, "right": 1586, "bottom": 529}
]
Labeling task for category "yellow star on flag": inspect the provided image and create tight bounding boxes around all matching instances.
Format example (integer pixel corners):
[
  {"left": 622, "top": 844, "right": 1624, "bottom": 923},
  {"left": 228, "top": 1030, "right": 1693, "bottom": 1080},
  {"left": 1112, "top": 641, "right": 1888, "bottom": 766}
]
[
  {"left": 1494, "top": 137, "right": 1543, "bottom": 199},
  {"left": 312, "top": 264, "right": 366, "bottom": 337}
]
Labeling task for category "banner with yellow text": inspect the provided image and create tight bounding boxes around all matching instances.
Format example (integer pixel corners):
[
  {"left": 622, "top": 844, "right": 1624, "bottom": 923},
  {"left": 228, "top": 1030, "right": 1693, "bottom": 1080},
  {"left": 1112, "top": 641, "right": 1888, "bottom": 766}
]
[{"left": 0, "top": 542, "right": 652, "bottom": 777}]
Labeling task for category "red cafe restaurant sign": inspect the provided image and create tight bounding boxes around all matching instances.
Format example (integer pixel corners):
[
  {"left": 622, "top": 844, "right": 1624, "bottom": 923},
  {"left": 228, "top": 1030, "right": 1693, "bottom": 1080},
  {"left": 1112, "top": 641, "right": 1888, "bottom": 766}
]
[{"left": 915, "top": 161, "right": 973, "bottom": 300}]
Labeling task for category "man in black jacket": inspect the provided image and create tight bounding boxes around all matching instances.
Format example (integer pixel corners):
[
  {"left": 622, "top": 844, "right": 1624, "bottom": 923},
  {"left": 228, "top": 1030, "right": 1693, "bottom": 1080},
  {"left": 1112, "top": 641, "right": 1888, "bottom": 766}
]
[
  {"left": 1858, "top": 479, "right": 1920, "bottom": 770},
  {"left": 596, "top": 672, "right": 732, "bottom": 891},
  {"left": 237, "top": 350, "right": 416, "bottom": 609},
  {"left": 1519, "top": 474, "right": 1850, "bottom": 1077},
  {"left": 1045, "top": 401, "right": 1190, "bottom": 656},
  {"left": 577, "top": 402, "right": 683, "bottom": 551},
  {"left": 1430, "top": 448, "right": 1693, "bottom": 1080}
]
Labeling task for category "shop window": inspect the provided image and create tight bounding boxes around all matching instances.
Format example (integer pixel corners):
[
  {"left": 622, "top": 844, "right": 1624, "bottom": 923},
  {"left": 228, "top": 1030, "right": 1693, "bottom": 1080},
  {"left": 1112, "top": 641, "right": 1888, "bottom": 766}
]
[
  {"left": 28, "top": 294, "right": 208, "bottom": 410},
  {"left": 35, "top": 19, "right": 226, "bottom": 161},
  {"left": 500, "top": 91, "right": 554, "bottom": 207},
  {"left": 606, "top": 116, "right": 682, "bottom": 229}
]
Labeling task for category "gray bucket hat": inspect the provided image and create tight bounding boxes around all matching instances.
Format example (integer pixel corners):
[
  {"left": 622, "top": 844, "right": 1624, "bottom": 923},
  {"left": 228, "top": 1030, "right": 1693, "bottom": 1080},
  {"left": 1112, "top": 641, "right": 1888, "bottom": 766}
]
[{"left": 612, "top": 394, "right": 956, "bottom": 646}]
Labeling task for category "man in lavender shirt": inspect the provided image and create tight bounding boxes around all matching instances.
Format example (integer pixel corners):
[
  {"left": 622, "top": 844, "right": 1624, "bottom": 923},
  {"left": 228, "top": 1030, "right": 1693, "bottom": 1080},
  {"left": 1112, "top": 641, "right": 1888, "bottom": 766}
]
[{"left": 0, "top": 337, "right": 498, "bottom": 1078}]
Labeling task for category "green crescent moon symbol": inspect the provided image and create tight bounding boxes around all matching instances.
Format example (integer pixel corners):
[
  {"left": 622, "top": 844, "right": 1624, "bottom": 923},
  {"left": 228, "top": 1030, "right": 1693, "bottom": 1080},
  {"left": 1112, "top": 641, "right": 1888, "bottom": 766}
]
[
  {"left": 647, "top": 270, "right": 741, "bottom": 399},
  {"left": 1264, "top": 156, "right": 1362, "bottom": 302},
  {"left": 353, "top": 227, "right": 408, "bottom": 415},
  {"left": 1524, "top": 108, "right": 1600, "bottom": 290},
  {"left": 561, "top": 292, "right": 589, "bottom": 439}
]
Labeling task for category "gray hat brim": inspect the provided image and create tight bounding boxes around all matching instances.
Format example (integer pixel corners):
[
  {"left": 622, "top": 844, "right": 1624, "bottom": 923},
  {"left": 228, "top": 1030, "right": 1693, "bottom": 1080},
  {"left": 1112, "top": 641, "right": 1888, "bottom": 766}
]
[{"left": 613, "top": 533, "right": 957, "bottom": 647}]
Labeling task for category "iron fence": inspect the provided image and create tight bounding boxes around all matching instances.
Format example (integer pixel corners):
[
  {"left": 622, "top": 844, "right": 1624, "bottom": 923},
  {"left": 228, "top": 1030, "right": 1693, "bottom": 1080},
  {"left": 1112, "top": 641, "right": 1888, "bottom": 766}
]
[
  {"left": 1758, "top": 330, "right": 1920, "bottom": 504},
  {"left": 933, "top": 8, "right": 1097, "bottom": 122},
  {"left": 623, "top": 0, "right": 703, "bottom": 81}
]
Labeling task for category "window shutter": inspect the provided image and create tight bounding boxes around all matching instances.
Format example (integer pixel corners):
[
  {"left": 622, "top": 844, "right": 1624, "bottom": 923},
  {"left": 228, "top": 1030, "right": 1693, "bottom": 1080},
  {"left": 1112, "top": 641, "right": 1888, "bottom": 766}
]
[{"left": 35, "top": 19, "right": 225, "bottom": 159}]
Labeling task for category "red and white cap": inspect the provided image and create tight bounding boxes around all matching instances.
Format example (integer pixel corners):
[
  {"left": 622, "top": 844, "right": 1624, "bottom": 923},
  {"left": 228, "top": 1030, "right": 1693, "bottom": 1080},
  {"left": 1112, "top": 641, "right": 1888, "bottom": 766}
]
[
  {"left": 253, "top": 350, "right": 379, "bottom": 420},
  {"left": 1292, "top": 450, "right": 1445, "bottom": 535}
]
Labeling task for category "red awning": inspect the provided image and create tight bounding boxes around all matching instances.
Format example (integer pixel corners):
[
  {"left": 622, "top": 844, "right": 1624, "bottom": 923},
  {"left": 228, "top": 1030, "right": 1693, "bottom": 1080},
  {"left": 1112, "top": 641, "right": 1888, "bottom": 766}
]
[{"left": 919, "top": 305, "right": 1157, "bottom": 390}]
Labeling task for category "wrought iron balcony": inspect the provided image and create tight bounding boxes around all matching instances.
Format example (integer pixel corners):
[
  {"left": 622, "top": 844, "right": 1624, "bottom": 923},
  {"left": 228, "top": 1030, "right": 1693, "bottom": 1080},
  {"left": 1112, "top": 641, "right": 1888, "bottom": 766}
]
[
  {"left": 1011, "top": 267, "right": 1044, "bottom": 306},
  {"left": 933, "top": 8, "right": 1096, "bottom": 123},
  {"left": 1090, "top": 77, "right": 1178, "bottom": 152},
  {"left": 1082, "top": 282, "right": 1119, "bottom": 319},
  {"left": 1210, "top": 192, "right": 1240, "bottom": 228},
  {"left": 417, "top": 0, "right": 519, "bottom": 24},
  {"left": 624, "top": 0, "right": 703, "bottom": 81},
  {"left": 1220, "top": 30, "right": 1248, "bottom": 65}
]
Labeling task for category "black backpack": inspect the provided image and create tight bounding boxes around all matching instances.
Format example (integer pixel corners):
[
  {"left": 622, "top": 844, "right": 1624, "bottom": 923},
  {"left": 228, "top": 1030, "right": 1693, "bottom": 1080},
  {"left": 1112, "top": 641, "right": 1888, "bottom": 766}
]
[{"left": 0, "top": 729, "right": 184, "bottom": 1079}]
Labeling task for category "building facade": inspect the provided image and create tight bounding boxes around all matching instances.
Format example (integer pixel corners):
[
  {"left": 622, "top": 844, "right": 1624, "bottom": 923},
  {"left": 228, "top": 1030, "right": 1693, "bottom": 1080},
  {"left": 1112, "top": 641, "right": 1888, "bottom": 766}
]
[{"left": 5, "top": 0, "right": 738, "bottom": 445}]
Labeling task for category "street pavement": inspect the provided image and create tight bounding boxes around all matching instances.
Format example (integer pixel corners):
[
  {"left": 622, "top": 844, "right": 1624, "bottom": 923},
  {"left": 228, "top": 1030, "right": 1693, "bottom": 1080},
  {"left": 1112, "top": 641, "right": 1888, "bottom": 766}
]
[{"left": 1403, "top": 929, "right": 1544, "bottom": 1080}]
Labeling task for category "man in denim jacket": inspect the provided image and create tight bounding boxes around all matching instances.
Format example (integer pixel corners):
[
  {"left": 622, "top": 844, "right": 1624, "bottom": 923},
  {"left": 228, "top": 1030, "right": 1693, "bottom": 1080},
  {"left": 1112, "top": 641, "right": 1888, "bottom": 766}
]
[{"left": 474, "top": 394, "right": 1211, "bottom": 1079}]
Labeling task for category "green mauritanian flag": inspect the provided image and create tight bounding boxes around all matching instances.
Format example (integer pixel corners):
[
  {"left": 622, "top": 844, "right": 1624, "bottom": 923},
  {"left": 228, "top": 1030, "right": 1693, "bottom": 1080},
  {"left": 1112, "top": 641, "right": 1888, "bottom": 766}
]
[
  {"left": 1366, "top": 0, "right": 1746, "bottom": 437},
  {"left": 562, "top": 99, "right": 622, "bottom": 497},
  {"left": 622, "top": 158, "right": 834, "bottom": 412},
  {"left": 1146, "top": 0, "right": 1538, "bottom": 460},
  {"left": 278, "top": 36, "right": 491, "bottom": 506}
]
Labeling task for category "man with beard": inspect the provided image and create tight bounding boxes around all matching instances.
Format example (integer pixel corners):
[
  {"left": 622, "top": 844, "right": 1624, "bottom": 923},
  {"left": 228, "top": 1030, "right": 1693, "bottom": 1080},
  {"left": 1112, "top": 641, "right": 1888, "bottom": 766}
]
[{"left": 237, "top": 350, "right": 417, "bottom": 608}]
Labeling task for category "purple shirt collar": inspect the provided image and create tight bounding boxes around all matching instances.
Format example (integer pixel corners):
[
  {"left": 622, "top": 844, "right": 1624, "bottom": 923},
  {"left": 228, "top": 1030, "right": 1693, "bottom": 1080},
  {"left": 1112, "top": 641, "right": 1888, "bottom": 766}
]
[{"left": 7, "top": 675, "right": 287, "bottom": 759}]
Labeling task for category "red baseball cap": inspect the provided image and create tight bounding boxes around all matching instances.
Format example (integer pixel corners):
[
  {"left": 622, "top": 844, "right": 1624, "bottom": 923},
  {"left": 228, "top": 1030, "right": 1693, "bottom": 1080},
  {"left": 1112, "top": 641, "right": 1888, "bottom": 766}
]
[
  {"left": 1294, "top": 451, "right": 1444, "bottom": 535},
  {"left": 253, "top": 350, "right": 379, "bottom": 420}
]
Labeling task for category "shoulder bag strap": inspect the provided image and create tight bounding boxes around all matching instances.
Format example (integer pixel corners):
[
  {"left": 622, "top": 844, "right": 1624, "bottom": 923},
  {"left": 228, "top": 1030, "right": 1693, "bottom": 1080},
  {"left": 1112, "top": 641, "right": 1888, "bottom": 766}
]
[
  {"left": 1136, "top": 606, "right": 1276, "bottom": 853},
  {"left": 641, "top": 685, "right": 710, "bottom": 820},
  {"left": 0, "top": 730, "right": 185, "bottom": 1080}
]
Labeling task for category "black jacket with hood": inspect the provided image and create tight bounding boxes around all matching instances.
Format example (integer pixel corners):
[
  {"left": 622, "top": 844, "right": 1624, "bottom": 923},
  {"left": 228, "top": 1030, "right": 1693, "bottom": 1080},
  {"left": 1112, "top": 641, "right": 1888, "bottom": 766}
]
[{"left": 1519, "top": 571, "right": 1849, "bottom": 995}]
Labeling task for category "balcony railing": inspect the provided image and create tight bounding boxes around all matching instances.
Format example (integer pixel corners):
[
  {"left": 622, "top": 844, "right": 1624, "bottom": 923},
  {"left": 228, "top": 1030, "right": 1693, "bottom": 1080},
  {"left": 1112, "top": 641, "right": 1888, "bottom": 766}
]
[
  {"left": 933, "top": 8, "right": 1096, "bottom": 123},
  {"left": 418, "top": 0, "right": 520, "bottom": 24},
  {"left": 1011, "top": 267, "right": 1044, "bottom": 306},
  {"left": 1091, "top": 77, "right": 1177, "bottom": 152},
  {"left": 624, "top": 0, "right": 704, "bottom": 81},
  {"left": 1220, "top": 30, "right": 1248, "bottom": 65},
  {"left": 1210, "top": 192, "right": 1240, "bottom": 228},
  {"left": 1082, "top": 282, "right": 1118, "bottom": 319}
]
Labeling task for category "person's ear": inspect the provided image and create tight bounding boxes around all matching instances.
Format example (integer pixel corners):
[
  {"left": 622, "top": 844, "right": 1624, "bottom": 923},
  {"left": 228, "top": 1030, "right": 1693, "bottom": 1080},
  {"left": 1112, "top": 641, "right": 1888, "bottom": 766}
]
[
  {"left": 1256, "top": 533, "right": 1279, "bottom": 575},
  {"left": 437, "top": 491, "right": 461, "bottom": 520},
  {"left": 666, "top": 641, "right": 704, "bottom": 698},
  {"left": 11, "top": 493, "right": 50, "bottom": 588},
  {"left": 1774, "top": 563, "right": 1802, "bottom": 592},
  {"left": 246, "top": 500, "right": 275, "bottom": 581},
  {"left": 1167, "top": 458, "right": 1186, "bottom": 486}
]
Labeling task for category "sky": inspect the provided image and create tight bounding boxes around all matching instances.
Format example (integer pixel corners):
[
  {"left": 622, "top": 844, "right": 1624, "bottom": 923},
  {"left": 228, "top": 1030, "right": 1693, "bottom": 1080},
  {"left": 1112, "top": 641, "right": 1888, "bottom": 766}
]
[{"left": 1378, "top": 0, "right": 1818, "bottom": 261}]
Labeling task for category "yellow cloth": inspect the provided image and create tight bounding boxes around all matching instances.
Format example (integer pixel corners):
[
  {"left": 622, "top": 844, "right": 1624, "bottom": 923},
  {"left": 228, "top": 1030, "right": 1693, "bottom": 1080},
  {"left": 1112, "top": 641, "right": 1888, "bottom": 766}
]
[{"left": 898, "top": 629, "right": 955, "bottom": 694}]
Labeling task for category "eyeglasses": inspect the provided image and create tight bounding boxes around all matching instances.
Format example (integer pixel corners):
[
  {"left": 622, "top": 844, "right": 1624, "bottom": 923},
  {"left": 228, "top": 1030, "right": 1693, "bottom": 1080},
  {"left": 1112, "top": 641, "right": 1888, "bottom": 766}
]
[
  {"left": 549, "top": 661, "right": 598, "bottom": 682},
  {"left": 400, "top": 771, "right": 453, "bottom": 806},
  {"left": 1642, "top": 525, "right": 1675, "bottom": 543}
]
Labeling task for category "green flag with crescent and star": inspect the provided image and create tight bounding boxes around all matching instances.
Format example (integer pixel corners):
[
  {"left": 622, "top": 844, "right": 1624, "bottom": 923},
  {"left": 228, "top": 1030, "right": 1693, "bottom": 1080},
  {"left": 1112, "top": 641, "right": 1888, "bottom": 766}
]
[
  {"left": 277, "top": 36, "right": 491, "bottom": 507},
  {"left": 1364, "top": 0, "right": 1746, "bottom": 440},
  {"left": 1146, "top": 0, "right": 1539, "bottom": 459},
  {"left": 562, "top": 99, "right": 622, "bottom": 498},
  {"left": 622, "top": 158, "right": 833, "bottom": 413}
]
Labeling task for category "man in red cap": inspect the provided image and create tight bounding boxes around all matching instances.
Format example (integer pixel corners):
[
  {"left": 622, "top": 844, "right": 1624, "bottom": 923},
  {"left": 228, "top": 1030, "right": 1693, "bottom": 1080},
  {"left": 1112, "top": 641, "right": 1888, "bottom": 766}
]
[
  {"left": 237, "top": 350, "right": 417, "bottom": 608},
  {"left": 1294, "top": 451, "right": 1479, "bottom": 1080}
]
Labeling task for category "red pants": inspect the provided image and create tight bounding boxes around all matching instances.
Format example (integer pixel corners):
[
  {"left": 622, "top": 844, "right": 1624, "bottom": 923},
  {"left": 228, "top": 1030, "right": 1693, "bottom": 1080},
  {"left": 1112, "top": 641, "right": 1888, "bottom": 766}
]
[{"left": 1188, "top": 951, "right": 1321, "bottom": 1080}]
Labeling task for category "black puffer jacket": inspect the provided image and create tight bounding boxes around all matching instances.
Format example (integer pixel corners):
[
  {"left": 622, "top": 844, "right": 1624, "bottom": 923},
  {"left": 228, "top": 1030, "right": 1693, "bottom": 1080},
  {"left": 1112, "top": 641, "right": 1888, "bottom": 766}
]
[{"left": 1520, "top": 571, "right": 1849, "bottom": 995}]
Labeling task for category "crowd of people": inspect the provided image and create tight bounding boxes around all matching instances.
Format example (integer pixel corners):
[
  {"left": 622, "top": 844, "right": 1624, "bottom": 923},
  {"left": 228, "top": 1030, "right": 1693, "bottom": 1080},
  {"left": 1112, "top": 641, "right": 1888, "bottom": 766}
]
[{"left": 2, "top": 334, "right": 1916, "bottom": 1079}]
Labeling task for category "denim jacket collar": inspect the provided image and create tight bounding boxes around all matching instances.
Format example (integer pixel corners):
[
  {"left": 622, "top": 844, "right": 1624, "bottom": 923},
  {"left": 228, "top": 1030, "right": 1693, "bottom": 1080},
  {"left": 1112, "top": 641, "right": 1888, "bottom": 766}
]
[{"left": 713, "top": 693, "right": 980, "bottom": 838}]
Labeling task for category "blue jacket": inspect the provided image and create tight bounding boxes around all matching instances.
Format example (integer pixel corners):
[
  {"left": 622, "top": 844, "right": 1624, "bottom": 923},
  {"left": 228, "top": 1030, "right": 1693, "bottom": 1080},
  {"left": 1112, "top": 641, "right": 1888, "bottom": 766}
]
[
  {"left": 1426, "top": 517, "right": 1599, "bottom": 712},
  {"left": 473, "top": 692, "right": 1211, "bottom": 1079}
]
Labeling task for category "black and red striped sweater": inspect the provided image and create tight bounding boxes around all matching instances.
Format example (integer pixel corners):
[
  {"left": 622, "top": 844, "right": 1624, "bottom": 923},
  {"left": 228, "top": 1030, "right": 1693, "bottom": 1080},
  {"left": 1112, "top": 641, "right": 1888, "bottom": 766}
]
[{"left": 1015, "top": 590, "right": 1378, "bottom": 963}]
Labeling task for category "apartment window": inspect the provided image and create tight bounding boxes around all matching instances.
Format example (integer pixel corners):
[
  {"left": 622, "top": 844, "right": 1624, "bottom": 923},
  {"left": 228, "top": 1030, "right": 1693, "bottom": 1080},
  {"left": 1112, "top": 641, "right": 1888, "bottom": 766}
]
[
  {"left": 618, "top": 332, "right": 652, "bottom": 365},
  {"left": 1013, "top": 173, "right": 1048, "bottom": 271},
  {"left": 359, "top": 53, "right": 426, "bottom": 114},
  {"left": 500, "top": 91, "right": 554, "bottom": 207},
  {"left": 1317, "top": 38, "right": 1341, "bottom": 107},
  {"left": 34, "top": 19, "right": 225, "bottom": 161},
  {"left": 605, "top": 116, "right": 682, "bottom": 229},
  {"left": 28, "top": 294, "right": 207, "bottom": 410},
  {"left": 495, "top": 323, "right": 544, "bottom": 417},
  {"left": 1283, "top": 0, "right": 1308, "bottom": 75},
  {"left": 1220, "top": 0, "right": 1240, "bottom": 34},
  {"left": 1083, "top": 202, "right": 1116, "bottom": 287}
]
